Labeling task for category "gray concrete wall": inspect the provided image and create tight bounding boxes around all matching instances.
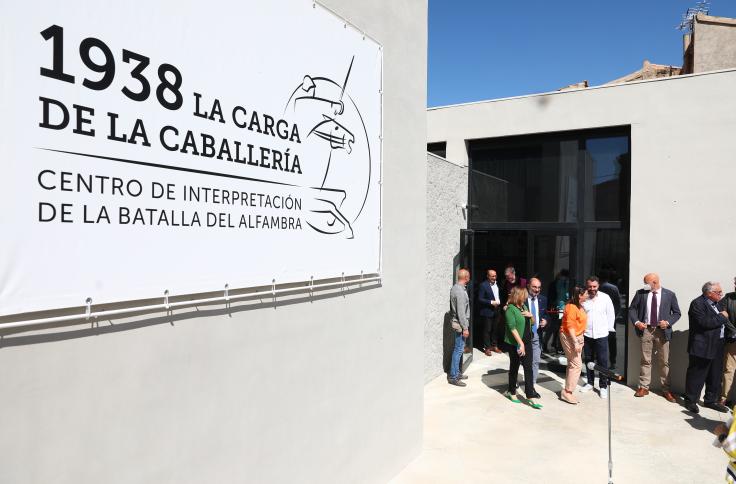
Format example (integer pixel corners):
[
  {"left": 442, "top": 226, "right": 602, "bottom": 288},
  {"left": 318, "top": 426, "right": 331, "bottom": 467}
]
[
  {"left": 425, "top": 153, "right": 468, "bottom": 382},
  {"left": 427, "top": 69, "right": 736, "bottom": 393},
  {"left": 694, "top": 15, "right": 736, "bottom": 73},
  {"left": 0, "top": 1, "right": 428, "bottom": 483}
]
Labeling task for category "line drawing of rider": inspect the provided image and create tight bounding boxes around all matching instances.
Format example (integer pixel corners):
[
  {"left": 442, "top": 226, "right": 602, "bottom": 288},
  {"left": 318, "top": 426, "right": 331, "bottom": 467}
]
[{"left": 284, "top": 56, "right": 372, "bottom": 239}]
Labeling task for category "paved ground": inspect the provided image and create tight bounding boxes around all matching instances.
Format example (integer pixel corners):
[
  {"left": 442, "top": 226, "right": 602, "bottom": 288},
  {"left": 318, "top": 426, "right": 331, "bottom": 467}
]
[{"left": 391, "top": 350, "right": 729, "bottom": 484}]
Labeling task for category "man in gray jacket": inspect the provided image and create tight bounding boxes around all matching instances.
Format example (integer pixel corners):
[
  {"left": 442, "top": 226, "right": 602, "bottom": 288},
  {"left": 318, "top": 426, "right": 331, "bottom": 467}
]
[{"left": 449, "top": 269, "right": 471, "bottom": 386}]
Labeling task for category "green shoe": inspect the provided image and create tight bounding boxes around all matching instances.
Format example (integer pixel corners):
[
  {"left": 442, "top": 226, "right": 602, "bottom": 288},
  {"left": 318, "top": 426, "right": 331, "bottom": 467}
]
[
  {"left": 528, "top": 398, "right": 543, "bottom": 409},
  {"left": 504, "top": 391, "right": 521, "bottom": 403}
]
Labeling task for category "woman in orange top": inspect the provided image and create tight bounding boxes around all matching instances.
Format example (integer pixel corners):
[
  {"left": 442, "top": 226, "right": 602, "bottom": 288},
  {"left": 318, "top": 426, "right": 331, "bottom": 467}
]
[{"left": 560, "top": 286, "right": 589, "bottom": 405}]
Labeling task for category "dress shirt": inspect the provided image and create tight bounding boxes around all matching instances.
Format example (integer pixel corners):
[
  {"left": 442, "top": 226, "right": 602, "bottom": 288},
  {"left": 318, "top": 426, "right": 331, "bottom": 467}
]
[
  {"left": 490, "top": 283, "right": 499, "bottom": 302},
  {"left": 645, "top": 290, "right": 663, "bottom": 325},
  {"left": 709, "top": 299, "right": 725, "bottom": 339},
  {"left": 583, "top": 292, "right": 616, "bottom": 339},
  {"left": 528, "top": 296, "right": 540, "bottom": 332}
]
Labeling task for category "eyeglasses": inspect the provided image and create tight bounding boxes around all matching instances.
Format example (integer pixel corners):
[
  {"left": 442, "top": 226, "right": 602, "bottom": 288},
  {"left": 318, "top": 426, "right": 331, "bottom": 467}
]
[{"left": 710, "top": 290, "right": 723, "bottom": 295}]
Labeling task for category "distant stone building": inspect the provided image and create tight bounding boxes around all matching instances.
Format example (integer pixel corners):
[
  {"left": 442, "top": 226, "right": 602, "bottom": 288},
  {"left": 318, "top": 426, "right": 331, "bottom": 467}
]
[
  {"left": 682, "top": 13, "right": 736, "bottom": 73},
  {"left": 559, "top": 12, "right": 736, "bottom": 90},
  {"left": 605, "top": 60, "right": 682, "bottom": 85}
]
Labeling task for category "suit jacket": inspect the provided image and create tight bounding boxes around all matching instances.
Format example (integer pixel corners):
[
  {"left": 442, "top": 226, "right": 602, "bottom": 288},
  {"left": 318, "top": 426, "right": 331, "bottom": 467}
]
[
  {"left": 478, "top": 280, "right": 500, "bottom": 318},
  {"left": 499, "top": 278, "right": 527, "bottom": 307},
  {"left": 722, "top": 292, "right": 736, "bottom": 340},
  {"left": 687, "top": 295, "right": 729, "bottom": 359},
  {"left": 628, "top": 287, "right": 681, "bottom": 341},
  {"left": 599, "top": 282, "right": 622, "bottom": 320}
]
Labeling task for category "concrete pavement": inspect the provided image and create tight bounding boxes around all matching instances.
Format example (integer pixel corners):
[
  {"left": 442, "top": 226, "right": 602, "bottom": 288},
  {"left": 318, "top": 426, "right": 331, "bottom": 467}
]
[{"left": 391, "top": 350, "right": 729, "bottom": 484}]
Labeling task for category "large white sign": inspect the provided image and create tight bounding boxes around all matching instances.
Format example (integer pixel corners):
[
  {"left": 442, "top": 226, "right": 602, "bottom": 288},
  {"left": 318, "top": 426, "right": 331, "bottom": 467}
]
[{"left": 0, "top": 1, "right": 382, "bottom": 316}]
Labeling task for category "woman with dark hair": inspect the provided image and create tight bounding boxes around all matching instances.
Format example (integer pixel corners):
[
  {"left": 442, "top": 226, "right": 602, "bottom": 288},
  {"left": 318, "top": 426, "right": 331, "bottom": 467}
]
[
  {"left": 503, "top": 286, "right": 542, "bottom": 409},
  {"left": 560, "top": 286, "right": 589, "bottom": 404}
]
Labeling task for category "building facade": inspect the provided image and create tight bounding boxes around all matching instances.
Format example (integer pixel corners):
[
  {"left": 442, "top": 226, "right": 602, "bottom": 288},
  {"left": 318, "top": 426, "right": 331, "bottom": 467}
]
[{"left": 426, "top": 69, "right": 736, "bottom": 391}]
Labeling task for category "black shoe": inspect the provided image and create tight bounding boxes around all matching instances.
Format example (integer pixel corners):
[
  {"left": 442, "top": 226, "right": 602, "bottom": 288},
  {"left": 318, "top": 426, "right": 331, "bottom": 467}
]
[
  {"left": 685, "top": 401, "right": 699, "bottom": 414},
  {"left": 705, "top": 402, "right": 729, "bottom": 413},
  {"left": 457, "top": 374, "right": 468, "bottom": 380},
  {"left": 448, "top": 378, "right": 467, "bottom": 387},
  {"left": 529, "top": 391, "right": 541, "bottom": 399}
]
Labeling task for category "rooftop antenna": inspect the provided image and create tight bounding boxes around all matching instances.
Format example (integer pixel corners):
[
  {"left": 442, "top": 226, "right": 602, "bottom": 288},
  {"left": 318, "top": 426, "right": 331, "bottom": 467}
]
[{"left": 677, "top": 0, "right": 710, "bottom": 32}]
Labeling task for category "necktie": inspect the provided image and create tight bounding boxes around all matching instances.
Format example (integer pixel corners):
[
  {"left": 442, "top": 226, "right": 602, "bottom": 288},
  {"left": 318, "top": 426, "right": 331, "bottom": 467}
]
[
  {"left": 532, "top": 297, "right": 538, "bottom": 331},
  {"left": 650, "top": 292, "right": 658, "bottom": 326}
]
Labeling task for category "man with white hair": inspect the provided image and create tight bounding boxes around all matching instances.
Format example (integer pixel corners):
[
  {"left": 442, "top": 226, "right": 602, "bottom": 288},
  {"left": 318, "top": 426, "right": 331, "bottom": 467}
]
[
  {"left": 448, "top": 269, "right": 471, "bottom": 387},
  {"left": 684, "top": 281, "right": 731, "bottom": 413}
]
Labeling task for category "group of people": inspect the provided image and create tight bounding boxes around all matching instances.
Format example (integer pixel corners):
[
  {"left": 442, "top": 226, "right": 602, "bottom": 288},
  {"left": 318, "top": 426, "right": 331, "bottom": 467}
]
[{"left": 448, "top": 267, "right": 736, "bottom": 414}]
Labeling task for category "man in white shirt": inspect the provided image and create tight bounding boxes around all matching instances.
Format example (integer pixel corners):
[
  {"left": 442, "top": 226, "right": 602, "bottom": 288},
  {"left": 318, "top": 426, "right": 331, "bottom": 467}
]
[{"left": 581, "top": 275, "right": 616, "bottom": 399}]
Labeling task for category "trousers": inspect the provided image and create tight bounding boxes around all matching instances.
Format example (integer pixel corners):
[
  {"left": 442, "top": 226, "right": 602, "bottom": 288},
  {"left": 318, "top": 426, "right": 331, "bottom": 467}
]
[
  {"left": 561, "top": 332, "right": 584, "bottom": 393},
  {"left": 584, "top": 336, "right": 609, "bottom": 389},
  {"left": 639, "top": 326, "right": 670, "bottom": 391},
  {"left": 506, "top": 342, "right": 535, "bottom": 398},
  {"left": 722, "top": 341, "right": 736, "bottom": 401},
  {"left": 685, "top": 340, "right": 725, "bottom": 404}
]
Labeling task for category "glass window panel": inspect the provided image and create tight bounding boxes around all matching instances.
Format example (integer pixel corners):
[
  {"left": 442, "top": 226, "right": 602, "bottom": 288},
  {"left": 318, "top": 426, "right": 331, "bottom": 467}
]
[
  {"left": 583, "top": 136, "right": 630, "bottom": 221},
  {"left": 469, "top": 137, "right": 578, "bottom": 223}
]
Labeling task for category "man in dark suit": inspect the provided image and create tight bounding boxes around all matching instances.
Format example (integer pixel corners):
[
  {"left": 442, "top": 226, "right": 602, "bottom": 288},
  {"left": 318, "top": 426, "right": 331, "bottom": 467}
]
[
  {"left": 599, "top": 269, "right": 622, "bottom": 369},
  {"left": 628, "top": 273, "right": 681, "bottom": 402},
  {"left": 684, "top": 281, "right": 731, "bottom": 413},
  {"left": 527, "top": 277, "right": 548, "bottom": 387},
  {"left": 478, "top": 269, "right": 502, "bottom": 355}
]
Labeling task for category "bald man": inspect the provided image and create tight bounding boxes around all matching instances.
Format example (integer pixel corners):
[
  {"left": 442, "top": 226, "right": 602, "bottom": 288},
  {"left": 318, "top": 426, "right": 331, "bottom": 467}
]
[
  {"left": 527, "top": 277, "right": 548, "bottom": 387},
  {"left": 448, "top": 269, "right": 471, "bottom": 386},
  {"left": 628, "top": 273, "right": 681, "bottom": 401}
]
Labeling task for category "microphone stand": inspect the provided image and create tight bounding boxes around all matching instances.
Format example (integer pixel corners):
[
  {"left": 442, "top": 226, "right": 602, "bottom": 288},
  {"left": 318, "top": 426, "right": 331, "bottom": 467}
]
[
  {"left": 608, "top": 379, "right": 613, "bottom": 484},
  {"left": 589, "top": 362, "right": 620, "bottom": 484}
]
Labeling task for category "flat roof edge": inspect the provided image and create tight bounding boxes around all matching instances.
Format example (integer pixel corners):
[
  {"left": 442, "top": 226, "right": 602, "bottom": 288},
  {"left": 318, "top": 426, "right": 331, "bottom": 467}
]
[
  {"left": 427, "top": 152, "right": 466, "bottom": 168},
  {"left": 428, "top": 67, "right": 736, "bottom": 111}
]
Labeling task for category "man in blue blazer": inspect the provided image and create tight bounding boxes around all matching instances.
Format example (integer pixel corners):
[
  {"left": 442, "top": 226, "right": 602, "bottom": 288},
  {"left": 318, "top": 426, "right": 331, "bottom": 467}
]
[
  {"left": 527, "top": 277, "right": 548, "bottom": 387},
  {"left": 684, "top": 281, "right": 731, "bottom": 413},
  {"left": 628, "top": 273, "right": 681, "bottom": 401},
  {"left": 478, "top": 269, "right": 502, "bottom": 355}
]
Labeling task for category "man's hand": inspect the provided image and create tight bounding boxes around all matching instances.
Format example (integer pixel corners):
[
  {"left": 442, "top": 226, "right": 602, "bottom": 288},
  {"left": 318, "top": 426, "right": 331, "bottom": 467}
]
[
  {"left": 635, "top": 321, "right": 646, "bottom": 330},
  {"left": 540, "top": 318, "right": 548, "bottom": 328},
  {"left": 721, "top": 311, "right": 730, "bottom": 318},
  {"left": 491, "top": 300, "right": 500, "bottom": 307},
  {"left": 658, "top": 320, "right": 669, "bottom": 329},
  {"left": 462, "top": 329, "right": 469, "bottom": 338}
]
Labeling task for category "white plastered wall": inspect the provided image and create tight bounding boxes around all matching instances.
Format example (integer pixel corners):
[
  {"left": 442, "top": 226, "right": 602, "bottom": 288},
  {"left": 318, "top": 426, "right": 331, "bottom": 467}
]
[{"left": 0, "top": 1, "right": 428, "bottom": 483}]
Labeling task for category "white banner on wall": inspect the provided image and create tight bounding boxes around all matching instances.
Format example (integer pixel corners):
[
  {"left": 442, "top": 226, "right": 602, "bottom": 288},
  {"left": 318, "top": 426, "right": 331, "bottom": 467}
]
[{"left": 0, "top": 1, "right": 382, "bottom": 316}]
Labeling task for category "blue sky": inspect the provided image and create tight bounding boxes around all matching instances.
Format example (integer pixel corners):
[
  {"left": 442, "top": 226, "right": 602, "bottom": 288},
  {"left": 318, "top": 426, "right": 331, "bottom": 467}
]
[{"left": 428, "top": 0, "right": 736, "bottom": 107}]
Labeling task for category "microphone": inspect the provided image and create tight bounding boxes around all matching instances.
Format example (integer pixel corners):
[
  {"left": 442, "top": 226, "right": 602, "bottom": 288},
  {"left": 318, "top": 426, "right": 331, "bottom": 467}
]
[{"left": 586, "top": 362, "right": 624, "bottom": 382}]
